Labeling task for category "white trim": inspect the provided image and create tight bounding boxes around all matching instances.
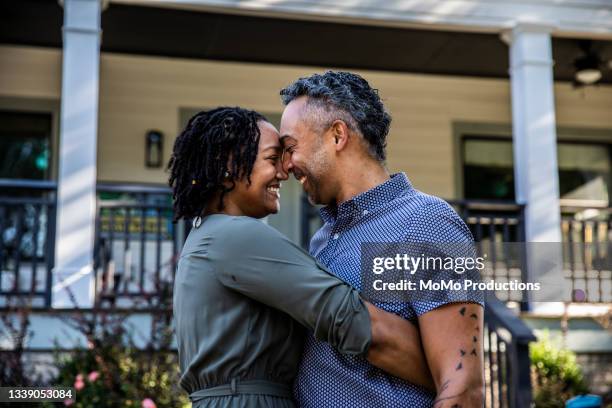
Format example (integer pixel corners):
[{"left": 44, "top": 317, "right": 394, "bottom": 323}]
[{"left": 110, "top": 0, "right": 612, "bottom": 39}]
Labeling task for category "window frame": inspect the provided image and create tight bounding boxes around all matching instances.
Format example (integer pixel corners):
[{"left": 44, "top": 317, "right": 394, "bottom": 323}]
[
  {"left": 453, "top": 122, "right": 612, "bottom": 207},
  {"left": 0, "top": 96, "right": 60, "bottom": 182}
]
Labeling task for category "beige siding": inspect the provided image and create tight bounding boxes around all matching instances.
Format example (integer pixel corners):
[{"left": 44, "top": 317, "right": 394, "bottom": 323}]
[
  {"left": 0, "top": 45, "right": 61, "bottom": 98},
  {"left": 1, "top": 44, "right": 612, "bottom": 198}
]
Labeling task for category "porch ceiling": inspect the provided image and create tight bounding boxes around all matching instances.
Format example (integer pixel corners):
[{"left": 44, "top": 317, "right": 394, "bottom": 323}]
[{"left": 2, "top": 0, "right": 612, "bottom": 84}]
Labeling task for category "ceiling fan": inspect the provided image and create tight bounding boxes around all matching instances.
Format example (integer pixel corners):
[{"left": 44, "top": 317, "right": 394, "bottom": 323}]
[{"left": 573, "top": 40, "right": 611, "bottom": 87}]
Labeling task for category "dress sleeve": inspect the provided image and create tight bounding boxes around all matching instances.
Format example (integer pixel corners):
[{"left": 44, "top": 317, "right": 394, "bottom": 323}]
[{"left": 209, "top": 216, "right": 371, "bottom": 356}]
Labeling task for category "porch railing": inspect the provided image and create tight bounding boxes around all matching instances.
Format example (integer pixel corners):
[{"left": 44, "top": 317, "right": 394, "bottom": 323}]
[
  {"left": 0, "top": 179, "right": 57, "bottom": 308},
  {"left": 2, "top": 183, "right": 611, "bottom": 307},
  {"left": 93, "top": 183, "right": 187, "bottom": 309},
  {"left": 484, "top": 293, "right": 537, "bottom": 408},
  {"left": 447, "top": 200, "right": 529, "bottom": 304},
  {"left": 561, "top": 205, "right": 612, "bottom": 304}
]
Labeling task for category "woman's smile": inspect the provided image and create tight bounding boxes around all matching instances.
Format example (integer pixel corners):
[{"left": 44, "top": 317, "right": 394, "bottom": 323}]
[{"left": 266, "top": 183, "right": 281, "bottom": 199}]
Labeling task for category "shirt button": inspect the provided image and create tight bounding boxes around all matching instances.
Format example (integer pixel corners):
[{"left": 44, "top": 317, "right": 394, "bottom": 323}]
[
  {"left": 362, "top": 210, "right": 369, "bottom": 215},
  {"left": 332, "top": 233, "right": 340, "bottom": 240}
]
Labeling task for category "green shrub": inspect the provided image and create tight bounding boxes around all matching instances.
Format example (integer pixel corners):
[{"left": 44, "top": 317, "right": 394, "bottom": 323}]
[
  {"left": 45, "top": 311, "right": 189, "bottom": 408},
  {"left": 49, "top": 345, "right": 189, "bottom": 408},
  {"left": 530, "top": 331, "right": 589, "bottom": 408}
]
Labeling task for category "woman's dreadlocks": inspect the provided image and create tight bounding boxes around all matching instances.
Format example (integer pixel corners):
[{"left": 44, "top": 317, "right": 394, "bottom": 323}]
[{"left": 167, "top": 106, "right": 266, "bottom": 221}]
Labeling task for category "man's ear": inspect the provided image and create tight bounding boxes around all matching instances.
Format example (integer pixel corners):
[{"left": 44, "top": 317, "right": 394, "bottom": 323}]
[{"left": 330, "top": 120, "right": 350, "bottom": 152}]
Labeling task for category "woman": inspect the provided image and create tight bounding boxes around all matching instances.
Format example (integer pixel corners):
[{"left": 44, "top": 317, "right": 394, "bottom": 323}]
[{"left": 169, "top": 107, "right": 430, "bottom": 407}]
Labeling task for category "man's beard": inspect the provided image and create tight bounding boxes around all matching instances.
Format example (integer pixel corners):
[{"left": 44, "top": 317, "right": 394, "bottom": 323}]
[
  {"left": 305, "top": 177, "right": 320, "bottom": 205},
  {"left": 304, "top": 148, "right": 330, "bottom": 206}
]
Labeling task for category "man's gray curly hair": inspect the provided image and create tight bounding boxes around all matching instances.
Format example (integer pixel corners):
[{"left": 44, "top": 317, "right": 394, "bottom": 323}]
[{"left": 280, "top": 71, "right": 391, "bottom": 162}]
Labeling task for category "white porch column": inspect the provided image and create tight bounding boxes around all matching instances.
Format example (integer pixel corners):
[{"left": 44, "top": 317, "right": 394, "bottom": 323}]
[
  {"left": 507, "top": 23, "right": 562, "bottom": 243},
  {"left": 53, "top": 0, "right": 102, "bottom": 308}
]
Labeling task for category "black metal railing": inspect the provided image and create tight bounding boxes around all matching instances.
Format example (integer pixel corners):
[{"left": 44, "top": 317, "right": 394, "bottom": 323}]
[
  {"left": 94, "top": 183, "right": 188, "bottom": 308},
  {"left": 447, "top": 200, "right": 526, "bottom": 243},
  {"left": 446, "top": 200, "right": 528, "bottom": 304},
  {"left": 484, "top": 293, "right": 536, "bottom": 408},
  {"left": 4, "top": 180, "right": 609, "bottom": 308},
  {"left": 0, "top": 179, "right": 57, "bottom": 308}
]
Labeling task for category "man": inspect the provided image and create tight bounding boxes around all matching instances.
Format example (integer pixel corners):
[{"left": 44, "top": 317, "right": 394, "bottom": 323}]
[{"left": 279, "top": 71, "right": 484, "bottom": 407}]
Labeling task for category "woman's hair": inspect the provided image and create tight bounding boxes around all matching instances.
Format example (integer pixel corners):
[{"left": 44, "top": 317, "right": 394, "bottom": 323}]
[{"left": 167, "top": 106, "right": 267, "bottom": 221}]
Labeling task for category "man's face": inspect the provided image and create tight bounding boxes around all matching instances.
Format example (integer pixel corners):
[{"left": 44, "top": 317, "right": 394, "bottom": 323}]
[{"left": 279, "top": 97, "right": 333, "bottom": 205}]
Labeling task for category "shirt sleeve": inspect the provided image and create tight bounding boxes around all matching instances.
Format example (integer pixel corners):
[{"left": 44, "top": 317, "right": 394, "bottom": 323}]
[
  {"left": 208, "top": 216, "right": 371, "bottom": 356},
  {"left": 404, "top": 199, "right": 485, "bottom": 316}
]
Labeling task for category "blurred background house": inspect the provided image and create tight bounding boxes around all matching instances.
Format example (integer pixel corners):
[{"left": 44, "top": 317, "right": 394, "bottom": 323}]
[{"left": 0, "top": 0, "right": 611, "bottom": 406}]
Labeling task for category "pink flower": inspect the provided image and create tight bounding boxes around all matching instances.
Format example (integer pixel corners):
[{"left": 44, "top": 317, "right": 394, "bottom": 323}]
[
  {"left": 87, "top": 371, "right": 100, "bottom": 382},
  {"left": 64, "top": 399, "right": 74, "bottom": 406},
  {"left": 74, "top": 374, "right": 85, "bottom": 391},
  {"left": 142, "top": 398, "right": 157, "bottom": 408}
]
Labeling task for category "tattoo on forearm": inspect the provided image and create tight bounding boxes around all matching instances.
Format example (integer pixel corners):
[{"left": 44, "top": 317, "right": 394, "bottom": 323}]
[
  {"left": 437, "top": 306, "right": 482, "bottom": 408},
  {"left": 452, "top": 307, "right": 481, "bottom": 375},
  {"left": 433, "top": 388, "right": 469, "bottom": 408}
]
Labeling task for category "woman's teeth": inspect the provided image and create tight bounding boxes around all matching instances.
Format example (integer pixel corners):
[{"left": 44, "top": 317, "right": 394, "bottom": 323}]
[{"left": 267, "top": 186, "right": 280, "bottom": 197}]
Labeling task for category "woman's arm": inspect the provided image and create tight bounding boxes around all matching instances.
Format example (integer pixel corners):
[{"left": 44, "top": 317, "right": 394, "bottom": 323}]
[
  {"left": 209, "top": 217, "right": 434, "bottom": 389},
  {"left": 366, "top": 303, "right": 435, "bottom": 391},
  {"left": 211, "top": 217, "right": 370, "bottom": 355}
]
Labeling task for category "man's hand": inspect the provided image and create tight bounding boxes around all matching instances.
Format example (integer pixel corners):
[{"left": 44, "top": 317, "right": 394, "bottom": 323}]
[
  {"left": 419, "top": 303, "right": 485, "bottom": 407},
  {"left": 365, "top": 302, "right": 435, "bottom": 391}
]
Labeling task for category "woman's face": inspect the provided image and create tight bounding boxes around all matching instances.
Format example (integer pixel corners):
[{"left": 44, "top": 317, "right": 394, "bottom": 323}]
[{"left": 228, "top": 121, "right": 288, "bottom": 218}]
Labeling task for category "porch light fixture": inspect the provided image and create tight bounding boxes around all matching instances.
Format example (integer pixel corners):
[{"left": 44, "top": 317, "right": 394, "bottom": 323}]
[
  {"left": 145, "top": 130, "right": 163, "bottom": 168},
  {"left": 574, "top": 54, "right": 602, "bottom": 85},
  {"left": 574, "top": 40, "right": 603, "bottom": 86}
]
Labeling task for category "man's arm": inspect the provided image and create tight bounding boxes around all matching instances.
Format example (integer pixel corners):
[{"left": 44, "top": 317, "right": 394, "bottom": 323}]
[
  {"left": 365, "top": 302, "right": 435, "bottom": 391},
  {"left": 419, "top": 302, "right": 485, "bottom": 407}
]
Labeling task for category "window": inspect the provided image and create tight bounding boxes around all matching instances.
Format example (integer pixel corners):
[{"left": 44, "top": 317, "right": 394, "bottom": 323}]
[
  {"left": 463, "top": 137, "right": 612, "bottom": 205},
  {"left": 0, "top": 110, "right": 52, "bottom": 180},
  {"left": 558, "top": 143, "right": 611, "bottom": 204},
  {"left": 463, "top": 138, "right": 514, "bottom": 200},
  {"left": 0, "top": 110, "right": 54, "bottom": 263}
]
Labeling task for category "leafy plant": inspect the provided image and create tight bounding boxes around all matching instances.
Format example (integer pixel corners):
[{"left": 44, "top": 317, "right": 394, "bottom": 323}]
[
  {"left": 50, "top": 344, "right": 188, "bottom": 407},
  {"left": 530, "top": 331, "right": 589, "bottom": 408},
  {"left": 44, "top": 283, "right": 189, "bottom": 408}
]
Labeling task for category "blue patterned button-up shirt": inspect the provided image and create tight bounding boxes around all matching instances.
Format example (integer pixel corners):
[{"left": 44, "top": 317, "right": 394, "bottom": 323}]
[{"left": 294, "top": 172, "right": 480, "bottom": 407}]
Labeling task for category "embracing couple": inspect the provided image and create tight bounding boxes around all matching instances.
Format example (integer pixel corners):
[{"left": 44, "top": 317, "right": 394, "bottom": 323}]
[{"left": 170, "top": 71, "right": 484, "bottom": 408}]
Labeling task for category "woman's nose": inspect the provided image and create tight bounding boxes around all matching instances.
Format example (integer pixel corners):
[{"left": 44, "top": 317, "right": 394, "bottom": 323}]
[
  {"left": 276, "top": 162, "right": 289, "bottom": 181},
  {"left": 282, "top": 154, "right": 293, "bottom": 174}
]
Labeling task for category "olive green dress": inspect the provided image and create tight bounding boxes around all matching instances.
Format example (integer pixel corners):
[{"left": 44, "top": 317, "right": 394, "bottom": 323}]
[{"left": 173, "top": 215, "right": 372, "bottom": 407}]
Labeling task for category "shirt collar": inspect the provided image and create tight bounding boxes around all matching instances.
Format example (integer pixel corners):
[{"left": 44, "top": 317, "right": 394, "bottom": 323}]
[{"left": 319, "top": 172, "right": 414, "bottom": 223}]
